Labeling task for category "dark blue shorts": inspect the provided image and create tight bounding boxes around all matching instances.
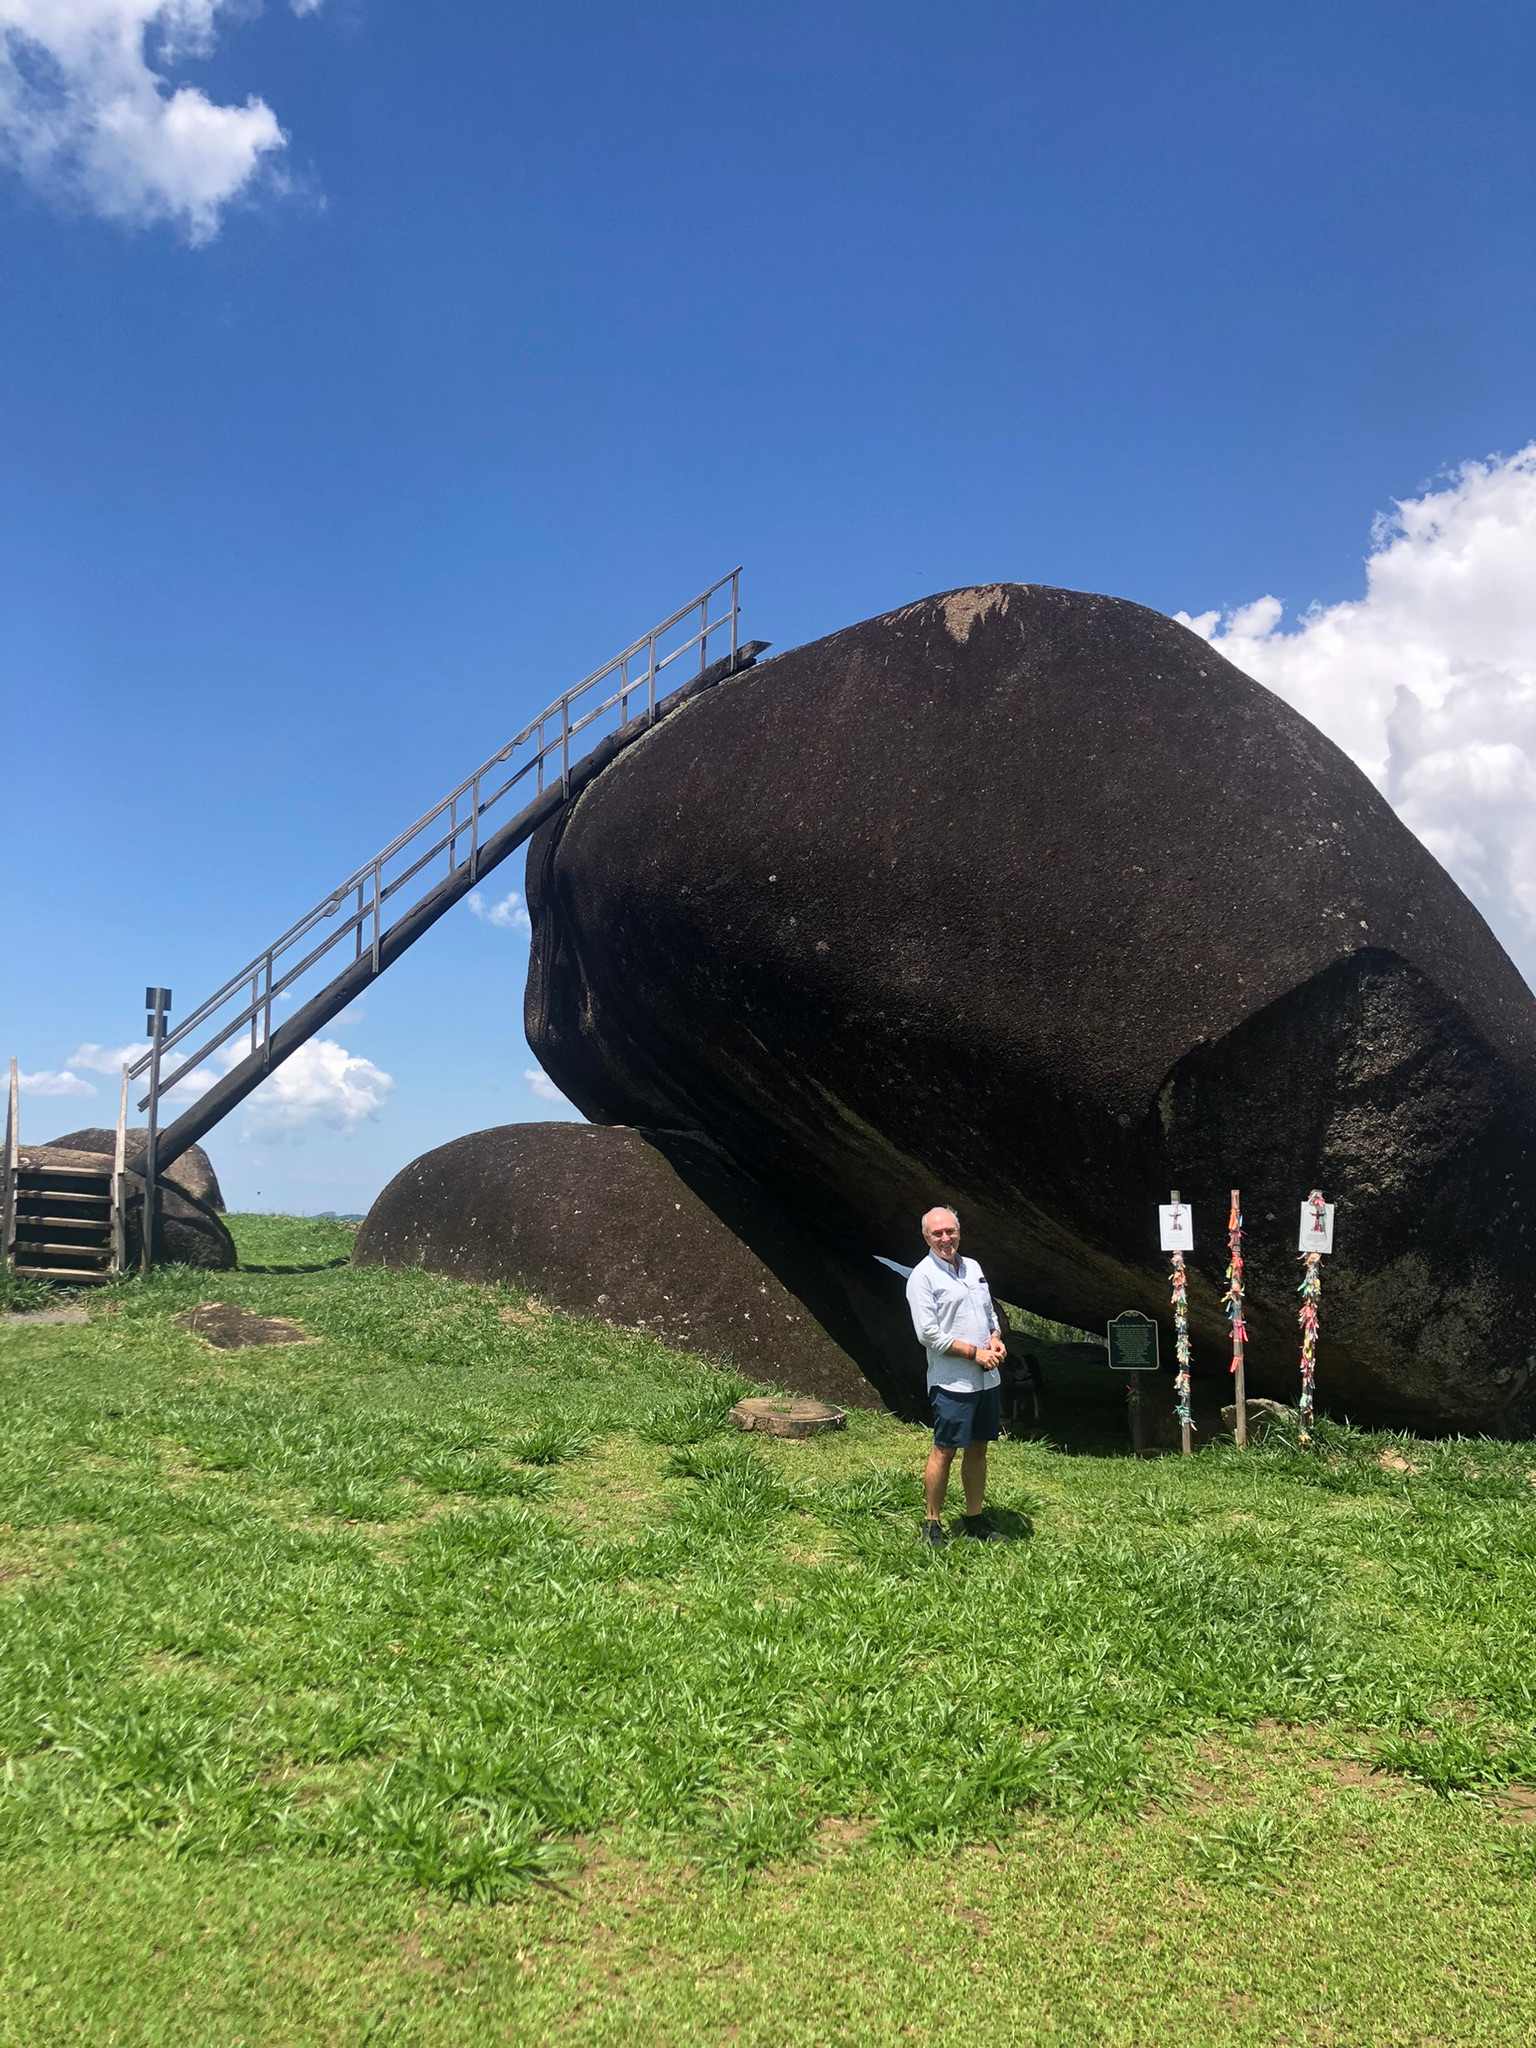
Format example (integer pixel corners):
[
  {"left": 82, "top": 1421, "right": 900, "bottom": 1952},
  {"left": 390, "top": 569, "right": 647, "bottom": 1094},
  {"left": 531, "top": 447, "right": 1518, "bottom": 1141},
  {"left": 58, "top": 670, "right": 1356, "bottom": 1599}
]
[{"left": 931, "top": 1385, "right": 1002, "bottom": 1449}]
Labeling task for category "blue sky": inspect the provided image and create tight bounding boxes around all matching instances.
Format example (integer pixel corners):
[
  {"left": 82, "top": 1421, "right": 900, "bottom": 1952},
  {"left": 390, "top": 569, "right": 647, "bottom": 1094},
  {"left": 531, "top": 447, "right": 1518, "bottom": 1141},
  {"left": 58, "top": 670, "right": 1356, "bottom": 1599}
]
[{"left": 4, "top": 0, "right": 1535, "bottom": 1213}]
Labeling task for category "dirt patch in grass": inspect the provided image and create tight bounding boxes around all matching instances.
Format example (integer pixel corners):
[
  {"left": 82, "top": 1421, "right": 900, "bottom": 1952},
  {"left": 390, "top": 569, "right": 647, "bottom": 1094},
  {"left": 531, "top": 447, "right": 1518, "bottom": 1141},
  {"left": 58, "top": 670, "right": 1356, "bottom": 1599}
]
[
  {"left": 814, "top": 1817, "right": 875, "bottom": 1855},
  {"left": 1496, "top": 1785, "right": 1536, "bottom": 1825},
  {"left": 175, "top": 1304, "right": 315, "bottom": 1351},
  {"left": 499, "top": 1299, "right": 551, "bottom": 1329}
]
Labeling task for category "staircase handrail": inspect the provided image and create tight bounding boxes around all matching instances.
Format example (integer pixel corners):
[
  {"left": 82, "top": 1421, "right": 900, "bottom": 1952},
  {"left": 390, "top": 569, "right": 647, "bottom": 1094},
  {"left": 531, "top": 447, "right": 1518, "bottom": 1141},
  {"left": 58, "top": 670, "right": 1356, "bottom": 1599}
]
[{"left": 125, "top": 569, "right": 742, "bottom": 1112}]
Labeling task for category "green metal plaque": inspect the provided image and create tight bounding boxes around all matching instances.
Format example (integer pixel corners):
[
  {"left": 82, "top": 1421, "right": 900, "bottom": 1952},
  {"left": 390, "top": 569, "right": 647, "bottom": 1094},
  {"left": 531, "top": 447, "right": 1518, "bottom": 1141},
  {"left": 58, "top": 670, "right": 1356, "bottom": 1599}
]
[{"left": 1107, "top": 1311, "right": 1160, "bottom": 1372}]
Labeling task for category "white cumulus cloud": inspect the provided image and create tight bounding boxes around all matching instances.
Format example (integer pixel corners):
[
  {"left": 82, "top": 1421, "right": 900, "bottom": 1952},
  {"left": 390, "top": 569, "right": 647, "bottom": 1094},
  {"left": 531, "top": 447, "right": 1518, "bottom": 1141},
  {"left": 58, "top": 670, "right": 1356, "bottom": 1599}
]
[
  {"left": 1177, "top": 445, "right": 1536, "bottom": 980},
  {"left": 69, "top": 1039, "right": 208, "bottom": 1096},
  {"left": 0, "top": 0, "right": 314, "bottom": 243},
  {"left": 468, "top": 888, "right": 532, "bottom": 933},
  {"left": 241, "top": 1037, "right": 394, "bottom": 1136},
  {"left": 522, "top": 1066, "right": 570, "bottom": 1106},
  {"left": 18, "top": 1069, "right": 95, "bottom": 1098}
]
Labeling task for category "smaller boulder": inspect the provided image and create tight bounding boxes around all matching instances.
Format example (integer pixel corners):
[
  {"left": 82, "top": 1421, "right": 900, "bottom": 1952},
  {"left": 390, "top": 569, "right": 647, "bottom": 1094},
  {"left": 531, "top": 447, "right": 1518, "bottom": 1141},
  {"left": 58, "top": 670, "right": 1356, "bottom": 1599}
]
[
  {"left": 355, "top": 1123, "right": 924, "bottom": 1413},
  {"left": 45, "top": 1128, "right": 225, "bottom": 1212},
  {"left": 16, "top": 1148, "right": 236, "bottom": 1273},
  {"left": 1222, "top": 1398, "right": 1301, "bottom": 1442}
]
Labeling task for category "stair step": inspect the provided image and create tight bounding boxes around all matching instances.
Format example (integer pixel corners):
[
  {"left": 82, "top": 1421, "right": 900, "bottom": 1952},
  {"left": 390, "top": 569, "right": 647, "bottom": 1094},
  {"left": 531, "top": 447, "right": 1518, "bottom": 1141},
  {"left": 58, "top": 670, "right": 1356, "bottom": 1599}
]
[
  {"left": 15, "top": 1216, "right": 115, "bottom": 1232},
  {"left": 10, "top": 1266, "right": 110, "bottom": 1285},
  {"left": 15, "top": 1165, "right": 113, "bottom": 1182},
  {"left": 12, "top": 1236, "right": 112, "bottom": 1253},
  {"left": 13, "top": 1189, "right": 112, "bottom": 1206}
]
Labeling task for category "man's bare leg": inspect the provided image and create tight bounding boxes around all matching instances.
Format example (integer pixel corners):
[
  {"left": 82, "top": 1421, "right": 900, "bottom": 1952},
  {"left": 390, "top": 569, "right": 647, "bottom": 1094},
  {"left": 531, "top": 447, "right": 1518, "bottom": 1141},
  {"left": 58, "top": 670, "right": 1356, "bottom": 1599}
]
[
  {"left": 961, "top": 1442, "right": 988, "bottom": 1516},
  {"left": 924, "top": 1444, "right": 955, "bottom": 1521}
]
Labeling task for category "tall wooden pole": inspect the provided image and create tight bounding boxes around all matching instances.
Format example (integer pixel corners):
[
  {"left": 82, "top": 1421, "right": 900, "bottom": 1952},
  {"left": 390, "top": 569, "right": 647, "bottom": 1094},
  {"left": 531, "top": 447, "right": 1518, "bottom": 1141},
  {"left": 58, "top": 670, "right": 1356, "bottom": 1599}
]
[
  {"left": 1169, "top": 1186, "right": 1193, "bottom": 1456},
  {"left": 1225, "top": 1188, "right": 1248, "bottom": 1448}
]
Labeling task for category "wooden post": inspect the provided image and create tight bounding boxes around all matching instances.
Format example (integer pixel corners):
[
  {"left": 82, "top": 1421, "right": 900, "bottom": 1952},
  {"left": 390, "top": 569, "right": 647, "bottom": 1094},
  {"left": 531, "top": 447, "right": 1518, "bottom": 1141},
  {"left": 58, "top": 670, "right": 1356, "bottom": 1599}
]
[
  {"left": 1169, "top": 1187, "right": 1193, "bottom": 1456},
  {"left": 1227, "top": 1187, "right": 1248, "bottom": 1448},
  {"left": 1127, "top": 1370, "right": 1146, "bottom": 1456}
]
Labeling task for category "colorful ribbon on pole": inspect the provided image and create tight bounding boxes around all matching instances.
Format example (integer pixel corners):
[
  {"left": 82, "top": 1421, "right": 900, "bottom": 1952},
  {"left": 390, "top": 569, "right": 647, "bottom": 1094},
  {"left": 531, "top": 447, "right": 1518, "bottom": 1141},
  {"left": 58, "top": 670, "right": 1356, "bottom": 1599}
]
[
  {"left": 1170, "top": 1248, "right": 1194, "bottom": 1439},
  {"left": 1222, "top": 1192, "right": 1247, "bottom": 1373},
  {"left": 1297, "top": 1189, "right": 1326, "bottom": 1446}
]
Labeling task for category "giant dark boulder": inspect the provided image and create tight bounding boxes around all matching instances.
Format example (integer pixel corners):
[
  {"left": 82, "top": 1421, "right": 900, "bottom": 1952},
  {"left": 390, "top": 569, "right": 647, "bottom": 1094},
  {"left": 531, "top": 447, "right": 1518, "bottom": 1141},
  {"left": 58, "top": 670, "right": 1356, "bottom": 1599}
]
[
  {"left": 353, "top": 1122, "right": 923, "bottom": 1413},
  {"left": 45, "top": 1128, "right": 225, "bottom": 1212},
  {"left": 524, "top": 583, "right": 1536, "bottom": 1435}
]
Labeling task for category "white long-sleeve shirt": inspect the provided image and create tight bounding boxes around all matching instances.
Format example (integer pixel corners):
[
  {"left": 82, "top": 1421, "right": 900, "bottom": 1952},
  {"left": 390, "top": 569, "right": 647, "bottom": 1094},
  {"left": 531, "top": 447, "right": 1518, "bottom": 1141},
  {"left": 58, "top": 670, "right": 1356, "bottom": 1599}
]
[{"left": 905, "top": 1251, "right": 1001, "bottom": 1394}]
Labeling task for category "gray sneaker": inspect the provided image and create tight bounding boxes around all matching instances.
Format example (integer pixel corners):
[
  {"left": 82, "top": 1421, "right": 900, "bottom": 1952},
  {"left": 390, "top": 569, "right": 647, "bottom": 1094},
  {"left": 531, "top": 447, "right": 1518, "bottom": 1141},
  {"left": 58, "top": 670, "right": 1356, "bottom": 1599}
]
[{"left": 921, "top": 1519, "right": 949, "bottom": 1547}]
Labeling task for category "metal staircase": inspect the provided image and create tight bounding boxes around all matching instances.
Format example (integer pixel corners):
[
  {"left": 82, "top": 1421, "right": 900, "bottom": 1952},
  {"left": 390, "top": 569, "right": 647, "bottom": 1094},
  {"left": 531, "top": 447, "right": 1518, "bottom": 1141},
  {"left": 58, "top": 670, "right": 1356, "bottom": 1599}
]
[
  {"left": 2, "top": 1062, "right": 123, "bottom": 1286},
  {"left": 3, "top": 570, "right": 763, "bottom": 1280}
]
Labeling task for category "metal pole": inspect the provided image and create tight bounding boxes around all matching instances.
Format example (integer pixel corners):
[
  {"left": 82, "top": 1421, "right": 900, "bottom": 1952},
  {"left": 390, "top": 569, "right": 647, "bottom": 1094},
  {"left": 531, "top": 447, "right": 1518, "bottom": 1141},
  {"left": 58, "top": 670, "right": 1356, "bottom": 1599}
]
[
  {"left": 371, "top": 864, "right": 382, "bottom": 974},
  {"left": 1128, "top": 1371, "right": 1146, "bottom": 1457},
  {"left": 142, "top": 989, "right": 169, "bottom": 1273},
  {"left": 647, "top": 633, "right": 657, "bottom": 724},
  {"left": 469, "top": 774, "right": 480, "bottom": 882},
  {"left": 3, "top": 1057, "right": 18, "bottom": 1269},
  {"left": 262, "top": 954, "right": 273, "bottom": 1063},
  {"left": 355, "top": 882, "right": 364, "bottom": 960},
  {"left": 561, "top": 696, "right": 570, "bottom": 797},
  {"left": 112, "top": 1066, "right": 129, "bottom": 1274},
  {"left": 699, "top": 596, "right": 707, "bottom": 675},
  {"left": 249, "top": 974, "right": 260, "bottom": 1056},
  {"left": 731, "top": 569, "right": 740, "bottom": 663}
]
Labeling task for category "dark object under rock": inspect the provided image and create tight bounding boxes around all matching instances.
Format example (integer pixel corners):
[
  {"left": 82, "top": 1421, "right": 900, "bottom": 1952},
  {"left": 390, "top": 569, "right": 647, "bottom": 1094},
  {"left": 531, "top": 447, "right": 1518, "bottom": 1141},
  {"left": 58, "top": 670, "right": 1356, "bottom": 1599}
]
[
  {"left": 353, "top": 1122, "right": 923, "bottom": 1414},
  {"left": 44, "top": 1128, "right": 225, "bottom": 1212},
  {"left": 524, "top": 582, "right": 1536, "bottom": 1436},
  {"left": 16, "top": 1148, "right": 235, "bottom": 1272},
  {"left": 175, "top": 1303, "right": 311, "bottom": 1349}
]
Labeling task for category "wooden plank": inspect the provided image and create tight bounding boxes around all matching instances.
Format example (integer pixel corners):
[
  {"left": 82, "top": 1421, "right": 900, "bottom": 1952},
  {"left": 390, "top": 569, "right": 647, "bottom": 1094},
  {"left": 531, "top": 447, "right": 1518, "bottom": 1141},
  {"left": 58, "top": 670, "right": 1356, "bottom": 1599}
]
[
  {"left": 14, "top": 1236, "right": 113, "bottom": 1253},
  {"left": 15, "top": 1164, "right": 113, "bottom": 1181},
  {"left": 11, "top": 1266, "right": 109, "bottom": 1284},
  {"left": 15, "top": 1216, "right": 114, "bottom": 1231}
]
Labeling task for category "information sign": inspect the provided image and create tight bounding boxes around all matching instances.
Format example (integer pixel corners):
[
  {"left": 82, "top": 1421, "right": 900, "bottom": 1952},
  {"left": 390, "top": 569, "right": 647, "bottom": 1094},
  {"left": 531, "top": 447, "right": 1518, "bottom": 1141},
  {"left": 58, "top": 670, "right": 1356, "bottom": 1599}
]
[
  {"left": 1159, "top": 1202, "right": 1193, "bottom": 1252},
  {"left": 1297, "top": 1202, "right": 1336, "bottom": 1254},
  {"left": 1107, "top": 1311, "right": 1160, "bottom": 1372}
]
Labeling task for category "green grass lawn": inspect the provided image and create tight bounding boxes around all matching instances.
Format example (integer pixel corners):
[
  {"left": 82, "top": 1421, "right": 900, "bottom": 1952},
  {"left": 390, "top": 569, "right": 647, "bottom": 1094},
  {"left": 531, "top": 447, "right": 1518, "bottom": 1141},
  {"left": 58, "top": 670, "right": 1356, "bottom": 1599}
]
[{"left": 3, "top": 1217, "right": 1536, "bottom": 2045}]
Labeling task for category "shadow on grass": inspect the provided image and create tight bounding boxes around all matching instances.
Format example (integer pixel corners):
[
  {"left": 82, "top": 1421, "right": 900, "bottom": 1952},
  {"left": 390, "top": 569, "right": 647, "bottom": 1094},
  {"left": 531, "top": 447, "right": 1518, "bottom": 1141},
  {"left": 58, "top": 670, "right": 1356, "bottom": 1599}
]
[{"left": 238, "top": 1257, "right": 353, "bottom": 1276}]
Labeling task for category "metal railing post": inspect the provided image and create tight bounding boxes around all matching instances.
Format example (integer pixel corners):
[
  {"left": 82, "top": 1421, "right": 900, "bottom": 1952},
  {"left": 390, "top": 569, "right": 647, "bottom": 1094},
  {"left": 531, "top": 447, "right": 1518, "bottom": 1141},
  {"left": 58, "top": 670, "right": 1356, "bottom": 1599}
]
[
  {"left": 355, "top": 881, "right": 365, "bottom": 959},
  {"left": 731, "top": 569, "right": 740, "bottom": 662},
  {"left": 249, "top": 973, "right": 260, "bottom": 1056},
  {"left": 371, "top": 863, "right": 382, "bottom": 973},
  {"left": 699, "top": 596, "right": 708, "bottom": 675},
  {"left": 112, "top": 1066, "right": 129, "bottom": 1275},
  {"left": 647, "top": 633, "right": 657, "bottom": 724},
  {"left": 142, "top": 987, "right": 170, "bottom": 1273},
  {"left": 3, "top": 1056, "right": 18, "bottom": 1269},
  {"left": 469, "top": 774, "right": 480, "bottom": 882},
  {"left": 262, "top": 954, "right": 273, "bottom": 1061},
  {"left": 561, "top": 696, "right": 570, "bottom": 797}
]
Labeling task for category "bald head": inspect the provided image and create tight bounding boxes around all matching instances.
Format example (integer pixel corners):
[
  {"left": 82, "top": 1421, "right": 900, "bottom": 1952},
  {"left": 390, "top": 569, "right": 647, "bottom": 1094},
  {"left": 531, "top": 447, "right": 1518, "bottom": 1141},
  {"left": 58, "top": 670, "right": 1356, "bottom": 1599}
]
[{"left": 921, "top": 1207, "right": 961, "bottom": 1260}]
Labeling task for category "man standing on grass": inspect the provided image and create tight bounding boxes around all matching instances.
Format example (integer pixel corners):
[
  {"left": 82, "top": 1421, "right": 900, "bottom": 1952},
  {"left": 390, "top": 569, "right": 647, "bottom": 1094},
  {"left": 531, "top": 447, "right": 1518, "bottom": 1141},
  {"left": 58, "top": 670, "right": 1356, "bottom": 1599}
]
[{"left": 905, "top": 1205, "right": 1006, "bottom": 1545}]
